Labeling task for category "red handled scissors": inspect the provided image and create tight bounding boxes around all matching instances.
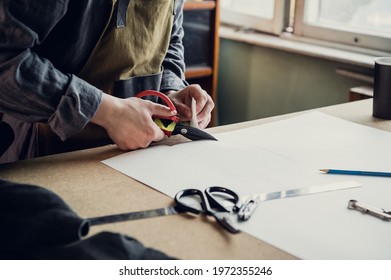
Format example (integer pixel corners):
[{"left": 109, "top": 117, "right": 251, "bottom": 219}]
[{"left": 135, "top": 90, "right": 217, "bottom": 141}]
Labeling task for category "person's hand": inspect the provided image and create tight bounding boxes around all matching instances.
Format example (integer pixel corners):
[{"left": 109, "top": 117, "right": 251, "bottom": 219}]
[
  {"left": 91, "top": 94, "right": 177, "bottom": 150},
  {"left": 165, "top": 84, "right": 214, "bottom": 128}
]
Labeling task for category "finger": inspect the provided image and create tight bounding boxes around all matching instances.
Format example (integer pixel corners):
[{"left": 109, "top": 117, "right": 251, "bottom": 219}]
[
  {"left": 187, "top": 85, "right": 208, "bottom": 114},
  {"left": 147, "top": 100, "right": 177, "bottom": 117},
  {"left": 139, "top": 105, "right": 170, "bottom": 141},
  {"left": 151, "top": 126, "right": 166, "bottom": 143},
  {"left": 137, "top": 120, "right": 166, "bottom": 147},
  {"left": 196, "top": 96, "right": 214, "bottom": 122},
  {"left": 198, "top": 114, "right": 211, "bottom": 129},
  {"left": 173, "top": 102, "right": 192, "bottom": 119}
]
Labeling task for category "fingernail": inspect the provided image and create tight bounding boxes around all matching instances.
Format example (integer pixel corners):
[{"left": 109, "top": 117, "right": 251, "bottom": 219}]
[{"left": 171, "top": 110, "right": 177, "bottom": 115}]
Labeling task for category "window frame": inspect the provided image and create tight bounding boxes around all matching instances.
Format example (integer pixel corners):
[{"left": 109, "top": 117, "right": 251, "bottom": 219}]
[
  {"left": 293, "top": 0, "right": 391, "bottom": 53},
  {"left": 220, "top": 0, "right": 291, "bottom": 35}
]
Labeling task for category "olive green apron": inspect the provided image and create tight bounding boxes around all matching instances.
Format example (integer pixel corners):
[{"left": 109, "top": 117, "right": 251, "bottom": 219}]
[
  {"left": 80, "top": 0, "right": 174, "bottom": 97},
  {"left": 38, "top": 0, "right": 175, "bottom": 156}
]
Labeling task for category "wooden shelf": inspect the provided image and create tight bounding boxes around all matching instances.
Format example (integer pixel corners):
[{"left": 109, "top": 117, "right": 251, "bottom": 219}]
[
  {"left": 185, "top": 66, "right": 213, "bottom": 79},
  {"left": 349, "top": 85, "right": 373, "bottom": 101},
  {"left": 184, "top": 1, "right": 216, "bottom": 10}
]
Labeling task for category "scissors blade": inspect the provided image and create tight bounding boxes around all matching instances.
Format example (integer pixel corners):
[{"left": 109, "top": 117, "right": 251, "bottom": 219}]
[
  {"left": 86, "top": 206, "right": 185, "bottom": 226},
  {"left": 255, "top": 181, "right": 361, "bottom": 202},
  {"left": 172, "top": 124, "right": 217, "bottom": 141},
  {"left": 238, "top": 181, "right": 361, "bottom": 221},
  {"left": 213, "top": 212, "right": 241, "bottom": 234}
]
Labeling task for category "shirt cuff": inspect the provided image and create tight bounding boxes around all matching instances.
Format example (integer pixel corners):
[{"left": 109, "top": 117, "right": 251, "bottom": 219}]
[
  {"left": 160, "top": 72, "right": 188, "bottom": 92},
  {"left": 48, "top": 75, "right": 102, "bottom": 141}
]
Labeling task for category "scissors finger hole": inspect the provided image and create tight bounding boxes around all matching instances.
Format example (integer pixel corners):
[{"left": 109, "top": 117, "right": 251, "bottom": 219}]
[
  {"left": 178, "top": 196, "right": 204, "bottom": 212},
  {"left": 206, "top": 186, "right": 240, "bottom": 212},
  {"left": 175, "top": 189, "right": 207, "bottom": 214}
]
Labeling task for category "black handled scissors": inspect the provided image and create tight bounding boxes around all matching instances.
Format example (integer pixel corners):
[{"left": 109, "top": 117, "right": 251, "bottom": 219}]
[
  {"left": 175, "top": 186, "right": 241, "bottom": 234},
  {"left": 136, "top": 90, "right": 217, "bottom": 141},
  {"left": 86, "top": 186, "right": 246, "bottom": 234}
]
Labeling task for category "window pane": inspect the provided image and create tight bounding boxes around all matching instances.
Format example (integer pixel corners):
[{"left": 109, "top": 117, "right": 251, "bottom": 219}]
[
  {"left": 304, "top": 0, "right": 391, "bottom": 38},
  {"left": 221, "top": 0, "right": 275, "bottom": 19}
]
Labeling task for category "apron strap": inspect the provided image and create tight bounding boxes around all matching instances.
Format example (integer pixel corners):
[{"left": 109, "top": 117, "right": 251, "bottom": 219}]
[{"left": 116, "top": 0, "right": 131, "bottom": 28}]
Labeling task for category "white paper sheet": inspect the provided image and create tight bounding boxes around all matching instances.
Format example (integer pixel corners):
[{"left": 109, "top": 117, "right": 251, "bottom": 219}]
[{"left": 102, "top": 112, "right": 391, "bottom": 259}]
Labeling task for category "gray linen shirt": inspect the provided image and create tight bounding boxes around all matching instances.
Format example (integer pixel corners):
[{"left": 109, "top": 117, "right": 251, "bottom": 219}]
[{"left": 0, "top": 0, "right": 187, "bottom": 141}]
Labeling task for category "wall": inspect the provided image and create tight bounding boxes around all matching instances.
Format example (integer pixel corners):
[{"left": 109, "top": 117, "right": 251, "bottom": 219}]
[{"left": 216, "top": 38, "right": 372, "bottom": 125}]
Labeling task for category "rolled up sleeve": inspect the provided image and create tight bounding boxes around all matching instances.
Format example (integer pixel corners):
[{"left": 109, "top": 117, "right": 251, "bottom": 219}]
[
  {"left": 160, "top": 0, "right": 188, "bottom": 92},
  {"left": 48, "top": 75, "right": 102, "bottom": 141},
  {"left": 0, "top": 0, "right": 102, "bottom": 140}
]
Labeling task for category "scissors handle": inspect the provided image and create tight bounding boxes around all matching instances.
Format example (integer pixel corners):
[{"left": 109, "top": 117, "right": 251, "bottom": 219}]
[
  {"left": 135, "top": 90, "right": 179, "bottom": 136},
  {"left": 175, "top": 187, "right": 241, "bottom": 234},
  {"left": 135, "top": 90, "right": 176, "bottom": 111},
  {"left": 205, "top": 186, "right": 240, "bottom": 213},
  {"left": 175, "top": 189, "right": 209, "bottom": 214}
]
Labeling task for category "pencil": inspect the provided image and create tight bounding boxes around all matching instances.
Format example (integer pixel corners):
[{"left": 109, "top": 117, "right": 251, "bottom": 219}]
[{"left": 320, "top": 169, "right": 391, "bottom": 177}]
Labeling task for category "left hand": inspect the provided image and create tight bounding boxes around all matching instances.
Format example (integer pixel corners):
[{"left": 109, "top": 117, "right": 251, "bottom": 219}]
[{"left": 165, "top": 84, "right": 214, "bottom": 128}]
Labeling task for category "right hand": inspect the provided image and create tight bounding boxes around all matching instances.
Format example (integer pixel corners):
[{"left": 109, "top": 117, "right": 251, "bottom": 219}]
[{"left": 91, "top": 94, "right": 177, "bottom": 150}]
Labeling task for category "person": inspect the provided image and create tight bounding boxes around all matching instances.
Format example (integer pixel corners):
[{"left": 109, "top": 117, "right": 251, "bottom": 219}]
[{"left": 0, "top": 0, "right": 214, "bottom": 164}]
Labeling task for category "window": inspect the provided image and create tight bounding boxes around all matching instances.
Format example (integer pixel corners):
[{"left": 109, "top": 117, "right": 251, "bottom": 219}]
[
  {"left": 220, "top": 0, "right": 391, "bottom": 53},
  {"left": 220, "top": 0, "right": 290, "bottom": 35},
  {"left": 294, "top": 0, "right": 391, "bottom": 52}
]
